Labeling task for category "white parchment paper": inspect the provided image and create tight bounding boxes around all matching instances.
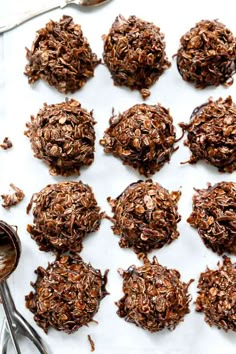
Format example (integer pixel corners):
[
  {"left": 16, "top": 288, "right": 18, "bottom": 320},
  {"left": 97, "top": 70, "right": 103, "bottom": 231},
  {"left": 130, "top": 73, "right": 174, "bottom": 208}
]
[{"left": 0, "top": 0, "right": 236, "bottom": 353}]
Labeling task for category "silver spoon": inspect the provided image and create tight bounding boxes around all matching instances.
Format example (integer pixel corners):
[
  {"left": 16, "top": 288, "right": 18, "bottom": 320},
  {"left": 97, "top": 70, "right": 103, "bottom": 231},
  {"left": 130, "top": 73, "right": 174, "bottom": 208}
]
[
  {"left": 0, "top": 220, "right": 48, "bottom": 354},
  {"left": 0, "top": 0, "right": 112, "bottom": 33},
  {"left": 0, "top": 221, "right": 21, "bottom": 354}
]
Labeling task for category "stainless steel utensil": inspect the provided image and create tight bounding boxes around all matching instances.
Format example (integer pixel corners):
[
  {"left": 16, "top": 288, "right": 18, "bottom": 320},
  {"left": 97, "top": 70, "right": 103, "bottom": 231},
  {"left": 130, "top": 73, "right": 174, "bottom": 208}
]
[
  {"left": 0, "top": 220, "right": 48, "bottom": 354},
  {"left": 0, "top": 0, "right": 112, "bottom": 33}
]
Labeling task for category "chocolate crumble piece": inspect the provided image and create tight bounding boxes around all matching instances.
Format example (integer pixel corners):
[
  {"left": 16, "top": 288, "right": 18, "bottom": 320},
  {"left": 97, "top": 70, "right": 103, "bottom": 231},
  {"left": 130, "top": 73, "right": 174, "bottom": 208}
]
[
  {"left": 88, "top": 335, "right": 95, "bottom": 352},
  {"left": 25, "top": 99, "right": 96, "bottom": 176},
  {"left": 0, "top": 137, "right": 12, "bottom": 150},
  {"left": 1, "top": 184, "right": 25, "bottom": 209},
  {"left": 177, "top": 20, "right": 236, "bottom": 88},
  {"left": 188, "top": 182, "right": 236, "bottom": 255},
  {"left": 103, "top": 15, "right": 170, "bottom": 98},
  {"left": 100, "top": 103, "right": 177, "bottom": 177},
  {"left": 25, "top": 15, "right": 99, "bottom": 93},
  {"left": 107, "top": 179, "right": 181, "bottom": 254},
  {"left": 25, "top": 254, "right": 109, "bottom": 334},
  {"left": 116, "top": 256, "right": 192, "bottom": 332},
  {"left": 27, "top": 181, "right": 103, "bottom": 253},
  {"left": 180, "top": 96, "right": 236, "bottom": 172},
  {"left": 196, "top": 257, "right": 236, "bottom": 332}
]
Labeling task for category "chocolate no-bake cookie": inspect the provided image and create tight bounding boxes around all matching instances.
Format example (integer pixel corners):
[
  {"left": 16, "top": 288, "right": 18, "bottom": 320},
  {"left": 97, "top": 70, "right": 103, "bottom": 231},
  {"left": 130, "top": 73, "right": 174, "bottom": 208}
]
[
  {"left": 25, "top": 16, "right": 99, "bottom": 93},
  {"left": 103, "top": 15, "right": 170, "bottom": 99},
  {"left": 108, "top": 179, "right": 181, "bottom": 254},
  {"left": 116, "top": 257, "right": 192, "bottom": 332},
  {"left": 100, "top": 103, "right": 177, "bottom": 176},
  {"left": 188, "top": 182, "right": 236, "bottom": 255},
  {"left": 177, "top": 20, "right": 236, "bottom": 88},
  {"left": 27, "top": 181, "right": 103, "bottom": 253},
  {"left": 25, "top": 254, "right": 108, "bottom": 333},
  {"left": 196, "top": 256, "right": 236, "bottom": 331},
  {"left": 180, "top": 96, "right": 236, "bottom": 172},
  {"left": 25, "top": 99, "right": 96, "bottom": 176}
]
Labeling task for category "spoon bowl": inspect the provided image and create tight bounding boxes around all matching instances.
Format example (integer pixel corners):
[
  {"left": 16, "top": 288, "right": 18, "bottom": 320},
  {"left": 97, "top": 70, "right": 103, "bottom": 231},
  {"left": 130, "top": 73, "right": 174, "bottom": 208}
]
[
  {"left": 0, "top": 221, "right": 20, "bottom": 282},
  {"left": 0, "top": 221, "right": 48, "bottom": 354},
  {"left": 74, "top": 0, "right": 111, "bottom": 6}
]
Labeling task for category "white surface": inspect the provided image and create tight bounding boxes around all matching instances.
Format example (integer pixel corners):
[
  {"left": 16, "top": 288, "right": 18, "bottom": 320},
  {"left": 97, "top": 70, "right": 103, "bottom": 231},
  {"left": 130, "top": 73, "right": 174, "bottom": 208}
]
[{"left": 0, "top": 0, "right": 236, "bottom": 353}]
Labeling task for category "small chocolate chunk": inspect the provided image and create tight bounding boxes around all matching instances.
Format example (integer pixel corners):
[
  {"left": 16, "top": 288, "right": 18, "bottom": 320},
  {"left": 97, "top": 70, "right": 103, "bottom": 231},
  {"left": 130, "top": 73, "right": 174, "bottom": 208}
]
[
  {"left": 88, "top": 335, "right": 95, "bottom": 352},
  {"left": 1, "top": 184, "right": 25, "bottom": 209},
  {"left": 0, "top": 137, "right": 13, "bottom": 150}
]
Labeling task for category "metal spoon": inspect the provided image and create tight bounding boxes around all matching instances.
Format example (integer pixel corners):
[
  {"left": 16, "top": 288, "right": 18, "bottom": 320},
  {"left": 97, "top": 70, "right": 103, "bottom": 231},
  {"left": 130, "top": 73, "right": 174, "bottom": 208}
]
[
  {"left": 0, "top": 220, "right": 48, "bottom": 354},
  {"left": 0, "top": 0, "right": 112, "bottom": 33},
  {"left": 0, "top": 221, "right": 21, "bottom": 353}
]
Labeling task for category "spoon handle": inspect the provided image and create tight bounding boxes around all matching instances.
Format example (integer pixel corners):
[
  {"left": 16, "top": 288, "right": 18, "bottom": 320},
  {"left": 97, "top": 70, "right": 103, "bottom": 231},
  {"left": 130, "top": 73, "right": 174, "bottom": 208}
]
[
  {"left": 0, "top": 1, "right": 63, "bottom": 33},
  {"left": 14, "top": 313, "right": 48, "bottom": 354},
  {"left": 0, "top": 319, "right": 9, "bottom": 354},
  {"left": 0, "top": 282, "right": 21, "bottom": 354}
]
